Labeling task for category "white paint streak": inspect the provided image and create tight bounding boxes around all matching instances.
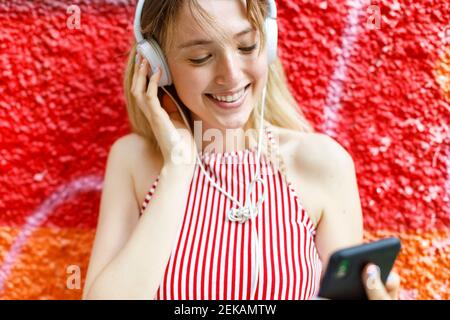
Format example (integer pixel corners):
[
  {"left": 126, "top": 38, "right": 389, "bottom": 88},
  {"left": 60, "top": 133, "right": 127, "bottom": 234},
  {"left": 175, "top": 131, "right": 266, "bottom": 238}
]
[
  {"left": 323, "top": 0, "right": 367, "bottom": 136},
  {"left": 0, "top": 175, "right": 103, "bottom": 293}
]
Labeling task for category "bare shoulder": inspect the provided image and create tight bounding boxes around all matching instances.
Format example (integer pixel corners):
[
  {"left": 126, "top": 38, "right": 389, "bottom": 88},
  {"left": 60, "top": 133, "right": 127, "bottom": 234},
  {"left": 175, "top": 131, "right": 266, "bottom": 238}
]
[
  {"left": 112, "top": 133, "right": 162, "bottom": 172},
  {"left": 269, "top": 125, "right": 356, "bottom": 227},
  {"left": 270, "top": 125, "right": 354, "bottom": 175},
  {"left": 268, "top": 126, "right": 363, "bottom": 267},
  {"left": 112, "top": 133, "right": 154, "bottom": 161},
  {"left": 112, "top": 133, "right": 163, "bottom": 208}
]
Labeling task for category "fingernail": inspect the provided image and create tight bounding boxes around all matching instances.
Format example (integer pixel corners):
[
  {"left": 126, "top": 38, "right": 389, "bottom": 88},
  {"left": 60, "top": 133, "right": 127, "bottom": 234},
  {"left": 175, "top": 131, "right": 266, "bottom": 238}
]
[
  {"left": 387, "top": 273, "right": 396, "bottom": 283},
  {"left": 135, "top": 53, "right": 141, "bottom": 65},
  {"left": 367, "top": 264, "right": 380, "bottom": 278},
  {"left": 140, "top": 58, "right": 146, "bottom": 68}
]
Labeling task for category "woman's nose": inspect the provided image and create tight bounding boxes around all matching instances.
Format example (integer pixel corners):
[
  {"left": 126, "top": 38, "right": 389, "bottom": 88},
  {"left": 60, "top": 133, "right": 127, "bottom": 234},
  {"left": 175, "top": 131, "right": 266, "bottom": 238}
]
[{"left": 214, "top": 52, "right": 243, "bottom": 87}]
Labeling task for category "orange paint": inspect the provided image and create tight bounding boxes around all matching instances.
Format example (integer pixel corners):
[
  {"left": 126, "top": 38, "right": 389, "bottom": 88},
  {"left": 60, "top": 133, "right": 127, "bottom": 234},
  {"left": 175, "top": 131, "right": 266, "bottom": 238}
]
[
  {"left": 0, "top": 227, "right": 94, "bottom": 300},
  {"left": 364, "top": 229, "right": 449, "bottom": 300}
]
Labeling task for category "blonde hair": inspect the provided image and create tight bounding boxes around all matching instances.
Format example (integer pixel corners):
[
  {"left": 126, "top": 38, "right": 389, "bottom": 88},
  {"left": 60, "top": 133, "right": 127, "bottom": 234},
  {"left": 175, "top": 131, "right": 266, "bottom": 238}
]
[{"left": 123, "top": 0, "right": 314, "bottom": 153}]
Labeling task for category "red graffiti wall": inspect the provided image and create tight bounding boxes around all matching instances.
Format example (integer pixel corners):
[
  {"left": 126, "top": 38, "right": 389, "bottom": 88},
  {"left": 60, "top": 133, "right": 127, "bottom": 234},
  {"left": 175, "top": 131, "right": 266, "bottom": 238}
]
[{"left": 0, "top": 0, "right": 448, "bottom": 299}]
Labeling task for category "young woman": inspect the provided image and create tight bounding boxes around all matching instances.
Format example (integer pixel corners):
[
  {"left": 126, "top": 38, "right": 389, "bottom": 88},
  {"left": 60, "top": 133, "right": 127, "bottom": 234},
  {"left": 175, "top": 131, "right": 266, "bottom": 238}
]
[{"left": 82, "top": 0, "right": 400, "bottom": 300}]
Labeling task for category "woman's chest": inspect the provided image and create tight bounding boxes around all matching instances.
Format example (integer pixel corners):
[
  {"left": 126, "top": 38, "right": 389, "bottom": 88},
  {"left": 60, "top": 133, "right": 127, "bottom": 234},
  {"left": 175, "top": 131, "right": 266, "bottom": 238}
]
[
  {"left": 132, "top": 158, "right": 323, "bottom": 300},
  {"left": 132, "top": 150, "right": 324, "bottom": 228}
]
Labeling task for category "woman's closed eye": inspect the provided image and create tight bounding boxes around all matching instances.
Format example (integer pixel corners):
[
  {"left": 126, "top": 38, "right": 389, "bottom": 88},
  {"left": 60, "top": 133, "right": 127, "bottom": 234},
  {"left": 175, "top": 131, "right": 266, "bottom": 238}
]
[{"left": 188, "top": 43, "right": 258, "bottom": 65}]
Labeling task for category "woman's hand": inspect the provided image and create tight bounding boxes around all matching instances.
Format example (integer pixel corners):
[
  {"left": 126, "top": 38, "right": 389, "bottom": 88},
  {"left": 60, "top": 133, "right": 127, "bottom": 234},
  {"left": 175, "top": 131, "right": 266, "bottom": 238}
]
[
  {"left": 362, "top": 264, "right": 401, "bottom": 300},
  {"left": 131, "top": 52, "right": 197, "bottom": 168}
]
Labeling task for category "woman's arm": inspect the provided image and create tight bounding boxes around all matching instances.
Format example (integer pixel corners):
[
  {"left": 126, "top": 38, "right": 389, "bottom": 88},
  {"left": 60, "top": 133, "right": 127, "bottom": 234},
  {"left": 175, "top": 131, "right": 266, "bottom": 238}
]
[
  {"left": 312, "top": 134, "right": 364, "bottom": 272},
  {"left": 312, "top": 135, "right": 400, "bottom": 299},
  {"left": 82, "top": 135, "right": 195, "bottom": 300}
]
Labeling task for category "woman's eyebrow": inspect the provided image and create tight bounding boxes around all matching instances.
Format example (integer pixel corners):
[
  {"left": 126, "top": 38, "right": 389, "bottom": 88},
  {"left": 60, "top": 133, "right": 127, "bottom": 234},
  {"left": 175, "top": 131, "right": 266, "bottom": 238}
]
[{"left": 178, "top": 27, "right": 254, "bottom": 49}]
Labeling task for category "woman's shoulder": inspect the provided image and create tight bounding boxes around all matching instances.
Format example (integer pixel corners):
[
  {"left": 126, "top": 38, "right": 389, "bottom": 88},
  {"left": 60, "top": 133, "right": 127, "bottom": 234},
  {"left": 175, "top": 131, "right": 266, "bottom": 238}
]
[
  {"left": 115, "top": 131, "right": 164, "bottom": 166},
  {"left": 111, "top": 133, "right": 163, "bottom": 199},
  {"left": 111, "top": 133, "right": 156, "bottom": 164},
  {"left": 269, "top": 124, "right": 354, "bottom": 174},
  {"left": 269, "top": 124, "right": 356, "bottom": 228}
]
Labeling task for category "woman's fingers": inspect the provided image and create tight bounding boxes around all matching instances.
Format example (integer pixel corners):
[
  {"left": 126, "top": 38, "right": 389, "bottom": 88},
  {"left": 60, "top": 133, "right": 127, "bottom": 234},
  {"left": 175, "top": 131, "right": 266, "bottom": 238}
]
[
  {"left": 131, "top": 52, "right": 141, "bottom": 90},
  {"left": 131, "top": 53, "right": 139, "bottom": 92},
  {"left": 133, "top": 54, "right": 168, "bottom": 125},
  {"left": 146, "top": 64, "right": 161, "bottom": 100},
  {"left": 361, "top": 264, "right": 390, "bottom": 300},
  {"left": 131, "top": 52, "right": 195, "bottom": 166},
  {"left": 385, "top": 272, "right": 401, "bottom": 300},
  {"left": 134, "top": 56, "right": 151, "bottom": 103},
  {"left": 145, "top": 66, "right": 177, "bottom": 132}
]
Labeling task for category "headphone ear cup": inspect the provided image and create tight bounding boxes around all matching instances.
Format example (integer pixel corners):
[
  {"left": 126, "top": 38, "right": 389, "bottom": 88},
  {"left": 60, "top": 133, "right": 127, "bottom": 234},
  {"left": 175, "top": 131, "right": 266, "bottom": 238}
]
[
  {"left": 137, "top": 38, "right": 172, "bottom": 87},
  {"left": 264, "top": 18, "right": 278, "bottom": 65}
]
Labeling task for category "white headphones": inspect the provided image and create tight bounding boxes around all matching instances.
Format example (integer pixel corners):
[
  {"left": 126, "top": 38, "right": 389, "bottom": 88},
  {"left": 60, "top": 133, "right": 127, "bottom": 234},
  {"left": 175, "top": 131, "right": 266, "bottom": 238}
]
[
  {"left": 133, "top": 0, "right": 278, "bottom": 87},
  {"left": 133, "top": 0, "right": 279, "bottom": 300}
]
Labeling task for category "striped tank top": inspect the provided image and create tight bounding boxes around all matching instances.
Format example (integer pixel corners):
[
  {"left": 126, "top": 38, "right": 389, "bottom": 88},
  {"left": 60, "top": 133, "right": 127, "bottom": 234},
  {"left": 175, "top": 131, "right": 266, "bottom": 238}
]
[{"left": 139, "top": 124, "right": 322, "bottom": 300}]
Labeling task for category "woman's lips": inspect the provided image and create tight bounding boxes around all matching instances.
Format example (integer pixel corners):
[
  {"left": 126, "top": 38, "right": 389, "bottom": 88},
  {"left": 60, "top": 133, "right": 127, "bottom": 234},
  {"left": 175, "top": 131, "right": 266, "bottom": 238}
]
[{"left": 205, "top": 84, "right": 251, "bottom": 110}]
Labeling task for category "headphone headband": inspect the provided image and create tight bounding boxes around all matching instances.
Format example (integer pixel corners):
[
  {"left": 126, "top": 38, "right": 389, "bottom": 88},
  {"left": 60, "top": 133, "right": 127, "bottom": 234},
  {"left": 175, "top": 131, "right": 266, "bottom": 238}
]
[
  {"left": 133, "top": 0, "right": 146, "bottom": 44},
  {"left": 267, "top": 0, "right": 277, "bottom": 19}
]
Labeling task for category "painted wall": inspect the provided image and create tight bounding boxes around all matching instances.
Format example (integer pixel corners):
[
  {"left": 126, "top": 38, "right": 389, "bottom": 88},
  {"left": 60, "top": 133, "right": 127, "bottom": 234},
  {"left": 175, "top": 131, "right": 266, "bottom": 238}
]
[{"left": 0, "top": 0, "right": 448, "bottom": 300}]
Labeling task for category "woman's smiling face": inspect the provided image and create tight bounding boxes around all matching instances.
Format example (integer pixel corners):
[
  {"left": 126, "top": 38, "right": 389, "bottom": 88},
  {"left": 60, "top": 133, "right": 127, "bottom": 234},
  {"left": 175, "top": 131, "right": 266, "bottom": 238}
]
[{"left": 165, "top": 0, "right": 268, "bottom": 131}]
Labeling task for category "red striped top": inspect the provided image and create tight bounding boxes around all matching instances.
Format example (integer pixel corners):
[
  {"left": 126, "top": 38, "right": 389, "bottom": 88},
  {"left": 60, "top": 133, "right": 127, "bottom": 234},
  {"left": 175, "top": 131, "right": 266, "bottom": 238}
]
[{"left": 139, "top": 124, "right": 322, "bottom": 300}]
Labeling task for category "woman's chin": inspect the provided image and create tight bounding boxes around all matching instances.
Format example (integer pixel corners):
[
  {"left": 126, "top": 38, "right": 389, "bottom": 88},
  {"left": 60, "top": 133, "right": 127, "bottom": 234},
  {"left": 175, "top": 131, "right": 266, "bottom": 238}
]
[
  {"left": 217, "top": 103, "right": 255, "bottom": 129},
  {"left": 215, "top": 112, "right": 253, "bottom": 130},
  {"left": 191, "top": 97, "right": 255, "bottom": 130}
]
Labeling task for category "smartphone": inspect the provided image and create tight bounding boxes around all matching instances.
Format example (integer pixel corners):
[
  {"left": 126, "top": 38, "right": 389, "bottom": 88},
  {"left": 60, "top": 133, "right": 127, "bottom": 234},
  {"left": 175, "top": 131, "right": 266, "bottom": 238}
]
[{"left": 318, "top": 237, "right": 401, "bottom": 300}]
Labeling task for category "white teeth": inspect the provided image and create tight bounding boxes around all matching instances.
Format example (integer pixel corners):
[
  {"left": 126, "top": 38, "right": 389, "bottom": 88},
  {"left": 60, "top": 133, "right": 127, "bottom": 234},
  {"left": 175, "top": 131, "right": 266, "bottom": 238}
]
[{"left": 211, "top": 87, "right": 246, "bottom": 103}]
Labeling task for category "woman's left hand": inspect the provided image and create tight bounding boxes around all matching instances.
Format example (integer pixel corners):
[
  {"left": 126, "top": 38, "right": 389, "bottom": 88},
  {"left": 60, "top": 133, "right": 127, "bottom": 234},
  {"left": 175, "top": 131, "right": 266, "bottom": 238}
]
[{"left": 362, "top": 264, "right": 401, "bottom": 300}]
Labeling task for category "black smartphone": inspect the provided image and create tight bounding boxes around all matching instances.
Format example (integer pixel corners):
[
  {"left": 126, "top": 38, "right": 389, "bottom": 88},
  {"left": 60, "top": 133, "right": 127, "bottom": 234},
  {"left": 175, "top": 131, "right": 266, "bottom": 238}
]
[{"left": 318, "top": 237, "right": 401, "bottom": 300}]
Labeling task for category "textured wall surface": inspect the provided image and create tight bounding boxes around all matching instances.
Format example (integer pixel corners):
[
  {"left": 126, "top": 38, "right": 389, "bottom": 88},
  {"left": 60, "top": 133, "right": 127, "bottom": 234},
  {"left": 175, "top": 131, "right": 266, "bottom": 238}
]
[{"left": 0, "top": 0, "right": 448, "bottom": 300}]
